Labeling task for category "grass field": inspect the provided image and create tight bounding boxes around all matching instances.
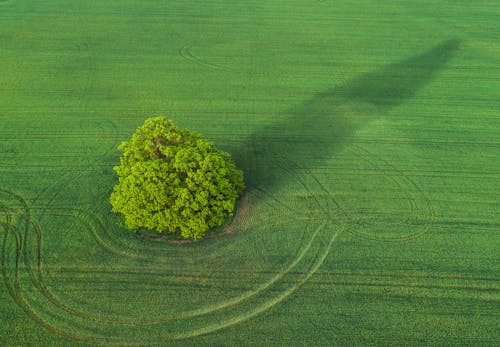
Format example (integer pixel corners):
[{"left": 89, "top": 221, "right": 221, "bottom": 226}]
[{"left": 1, "top": 0, "right": 499, "bottom": 345}]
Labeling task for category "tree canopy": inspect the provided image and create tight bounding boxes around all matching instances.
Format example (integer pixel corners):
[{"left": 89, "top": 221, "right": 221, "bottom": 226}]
[{"left": 109, "top": 116, "right": 244, "bottom": 240}]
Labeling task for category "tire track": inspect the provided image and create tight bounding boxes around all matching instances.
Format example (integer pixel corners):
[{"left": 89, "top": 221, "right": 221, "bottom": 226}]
[
  {"left": 339, "top": 145, "right": 435, "bottom": 242},
  {"left": 22, "top": 207, "right": 321, "bottom": 325},
  {"left": 350, "top": 145, "right": 419, "bottom": 227},
  {"left": 170, "top": 230, "right": 342, "bottom": 342},
  {"left": 72, "top": 153, "right": 319, "bottom": 264},
  {"left": 179, "top": 46, "right": 234, "bottom": 72},
  {"left": 3, "top": 139, "right": 435, "bottom": 342},
  {"left": 1, "top": 148, "right": 344, "bottom": 343},
  {"left": 2, "top": 211, "right": 334, "bottom": 343}
]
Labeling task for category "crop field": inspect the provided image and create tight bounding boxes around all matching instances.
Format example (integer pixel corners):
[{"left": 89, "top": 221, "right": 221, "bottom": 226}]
[{"left": 1, "top": 0, "right": 499, "bottom": 345}]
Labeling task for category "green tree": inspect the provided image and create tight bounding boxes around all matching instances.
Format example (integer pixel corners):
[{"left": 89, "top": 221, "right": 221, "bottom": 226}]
[{"left": 110, "top": 116, "right": 244, "bottom": 240}]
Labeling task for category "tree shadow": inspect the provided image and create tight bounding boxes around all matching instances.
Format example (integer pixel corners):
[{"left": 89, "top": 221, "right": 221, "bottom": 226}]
[{"left": 233, "top": 39, "right": 460, "bottom": 190}]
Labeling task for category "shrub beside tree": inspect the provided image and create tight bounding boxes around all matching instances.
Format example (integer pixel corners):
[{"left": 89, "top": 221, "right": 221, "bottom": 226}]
[{"left": 110, "top": 116, "right": 244, "bottom": 240}]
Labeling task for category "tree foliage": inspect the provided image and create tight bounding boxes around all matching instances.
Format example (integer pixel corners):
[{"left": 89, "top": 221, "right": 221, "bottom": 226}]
[{"left": 110, "top": 116, "right": 244, "bottom": 240}]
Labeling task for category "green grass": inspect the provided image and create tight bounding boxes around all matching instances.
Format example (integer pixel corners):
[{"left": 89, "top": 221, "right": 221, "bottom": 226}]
[{"left": 1, "top": 0, "right": 499, "bottom": 345}]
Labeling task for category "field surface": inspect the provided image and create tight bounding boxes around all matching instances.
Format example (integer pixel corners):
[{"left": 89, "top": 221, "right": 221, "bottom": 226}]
[{"left": 1, "top": 0, "right": 499, "bottom": 345}]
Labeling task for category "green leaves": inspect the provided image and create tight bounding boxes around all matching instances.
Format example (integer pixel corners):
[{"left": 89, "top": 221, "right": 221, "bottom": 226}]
[{"left": 110, "top": 116, "right": 245, "bottom": 240}]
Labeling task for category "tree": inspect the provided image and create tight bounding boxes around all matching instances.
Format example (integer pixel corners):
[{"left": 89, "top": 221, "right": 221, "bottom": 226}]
[{"left": 109, "top": 116, "right": 244, "bottom": 240}]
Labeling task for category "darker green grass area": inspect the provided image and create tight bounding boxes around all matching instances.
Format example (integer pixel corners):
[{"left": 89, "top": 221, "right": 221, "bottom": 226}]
[
  {"left": 340, "top": 39, "right": 461, "bottom": 106},
  {"left": 0, "top": 0, "right": 498, "bottom": 346},
  {"left": 237, "top": 39, "right": 461, "bottom": 190}
]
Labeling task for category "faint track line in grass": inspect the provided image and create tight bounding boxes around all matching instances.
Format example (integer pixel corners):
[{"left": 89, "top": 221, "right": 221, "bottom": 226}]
[
  {"left": 24, "top": 213, "right": 321, "bottom": 324},
  {"left": 27, "top": 3, "right": 119, "bottom": 216},
  {"left": 30, "top": 7, "right": 97, "bottom": 212},
  {"left": 179, "top": 46, "right": 235, "bottom": 72},
  {"left": 65, "top": 192, "right": 305, "bottom": 263},
  {"left": 25, "top": 225, "right": 341, "bottom": 345},
  {"left": 2, "top": 212, "right": 334, "bottom": 343},
  {"left": 163, "top": 221, "right": 326, "bottom": 321},
  {"left": 23, "top": 211, "right": 312, "bottom": 324},
  {"left": 125, "top": 153, "right": 342, "bottom": 338},
  {"left": 21, "top": 217, "right": 121, "bottom": 324},
  {"left": 0, "top": 189, "right": 31, "bottom": 219},
  {"left": 8, "top": 189, "right": 329, "bottom": 327},
  {"left": 50, "top": 269, "right": 500, "bottom": 292},
  {"left": 1, "top": 190, "right": 120, "bottom": 338},
  {"left": 350, "top": 145, "right": 419, "bottom": 226},
  {"left": 316, "top": 270, "right": 500, "bottom": 283},
  {"left": 30, "top": 119, "right": 120, "bottom": 215},
  {"left": 1, "top": 215, "right": 19, "bottom": 300},
  {"left": 282, "top": 156, "right": 341, "bottom": 217},
  {"left": 338, "top": 145, "right": 436, "bottom": 243},
  {"left": 3, "top": 144, "right": 400, "bottom": 343},
  {"left": 277, "top": 156, "right": 336, "bottom": 219},
  {"left": 163, "top": 155, "right": 347, "bottom": 343},
  {"left": 172, "top": 230, "right": 342, "bottom": 342},
  {"left": 1, "top": 148, "right": 345, "bottom": 343},
  {"left": 1, "top": 198, "right": 135, "bottom": 343},
  {"left": 2, "top": 219, "right": 99, "bottom": 344},
  {"left": 61, "top": 153, "right": 316, "bottom": 264},
  {"left": 308, "top": 278, "right": 500, "bottom": 293}
]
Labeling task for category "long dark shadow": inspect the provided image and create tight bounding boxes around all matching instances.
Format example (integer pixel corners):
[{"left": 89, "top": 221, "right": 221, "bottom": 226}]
[{"left": 234, "top": 39, "right": 460, "bottom": 191}]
